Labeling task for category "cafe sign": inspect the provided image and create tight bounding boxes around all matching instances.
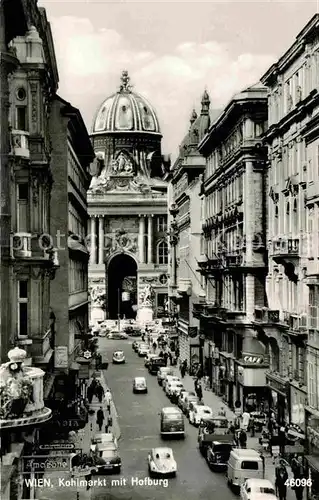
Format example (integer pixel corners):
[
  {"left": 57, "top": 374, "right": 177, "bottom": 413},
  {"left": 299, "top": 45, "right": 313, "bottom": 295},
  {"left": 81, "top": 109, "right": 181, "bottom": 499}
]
[{"left": 243, "top": 355, "right": 264, "bottom": 364}]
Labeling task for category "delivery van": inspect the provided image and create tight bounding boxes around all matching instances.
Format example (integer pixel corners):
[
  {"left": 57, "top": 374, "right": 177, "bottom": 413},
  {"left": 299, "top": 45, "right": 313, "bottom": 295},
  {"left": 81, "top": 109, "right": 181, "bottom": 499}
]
[{"left": 226, "top": 448, "right": 264, "bottom": 490}]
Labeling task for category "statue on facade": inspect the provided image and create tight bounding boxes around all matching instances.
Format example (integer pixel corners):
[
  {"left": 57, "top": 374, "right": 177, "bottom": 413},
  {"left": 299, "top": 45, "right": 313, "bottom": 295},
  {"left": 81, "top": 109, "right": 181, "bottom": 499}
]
[
  {"left": 111, "top": 152, "right": 134, "bottom": 175},
  {"left": 89, "top": 286, "right": 105, "bottom": 306},
  {"left": 140, "top": 284, "right": 155, "bottom": 307},
  {"left": 0, "top": 347, "right": 34, "bottom": 419}
]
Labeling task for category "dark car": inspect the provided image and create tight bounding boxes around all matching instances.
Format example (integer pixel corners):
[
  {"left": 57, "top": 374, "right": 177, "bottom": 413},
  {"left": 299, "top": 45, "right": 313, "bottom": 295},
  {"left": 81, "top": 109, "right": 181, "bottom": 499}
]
[
  {"left": 148, "top": 357, "right": 166, "bottom": 375},
  {"left": 205, "top": 435, "right": 233, "bottom": 470},
  {"left": 197, "top": 417, "right": 229, "bottom": 455},
  {"left": 132, "top": 340, "right": 140, "bottom": 351},
  {"left": 91, "top": 442, "right": 121, "bottom": 474}
]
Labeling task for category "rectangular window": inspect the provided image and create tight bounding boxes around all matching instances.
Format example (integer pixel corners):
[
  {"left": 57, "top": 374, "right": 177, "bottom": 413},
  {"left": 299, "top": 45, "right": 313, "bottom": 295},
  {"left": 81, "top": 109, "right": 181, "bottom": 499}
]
[
  {"left": 16, "top": 106, "right": 27, "bottom": 131},
  {"left": 17, "top": 183, "right": 29, "bottom": 232},
  {"left": 309, "top": 287, "right": 319, "bottom": 329},
  {"left": 157, "top": 216, "right": 167, "bottom": 233},
  {"left": 18, "top": 280, "right": 28, "bottom": 336}
]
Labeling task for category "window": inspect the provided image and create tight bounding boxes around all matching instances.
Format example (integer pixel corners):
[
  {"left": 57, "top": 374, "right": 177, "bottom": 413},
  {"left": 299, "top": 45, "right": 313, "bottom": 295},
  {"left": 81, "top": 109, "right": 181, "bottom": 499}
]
[
  {"left": 157, "top": 241, "right": 168, "bottom": 265},
  {"left": 16, "top": 106, "right": 27, "bottom": 130},
  {"left": 18, "top": 280, "right": 28, "bottom": 336},
  {"left": 17, "top": 183, "right": 29, "bottom": 232},
  {"left": 241, "top": 461, "right": 259, "bottom": 470},
  {"left": 157, "top": 216, "right": 167, "bottom": 233},
  {"left": 309, "top": 287, "right": 319, "bottom": 329}
]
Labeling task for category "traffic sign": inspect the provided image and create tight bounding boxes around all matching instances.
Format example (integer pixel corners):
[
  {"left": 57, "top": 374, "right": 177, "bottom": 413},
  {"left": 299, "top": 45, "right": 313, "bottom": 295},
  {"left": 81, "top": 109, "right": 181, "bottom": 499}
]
[
  {"left": 83, "top": 350, "right": 92, "bottom": 359},
  {"left": 38, "top": 443, "right": 75, "bottom": 451}
]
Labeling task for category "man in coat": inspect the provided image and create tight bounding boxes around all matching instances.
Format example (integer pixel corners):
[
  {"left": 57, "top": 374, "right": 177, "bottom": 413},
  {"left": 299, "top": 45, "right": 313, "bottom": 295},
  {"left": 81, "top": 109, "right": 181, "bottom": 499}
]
[{"left": 96, "top": 407, "right": 104, "bottom": 431}]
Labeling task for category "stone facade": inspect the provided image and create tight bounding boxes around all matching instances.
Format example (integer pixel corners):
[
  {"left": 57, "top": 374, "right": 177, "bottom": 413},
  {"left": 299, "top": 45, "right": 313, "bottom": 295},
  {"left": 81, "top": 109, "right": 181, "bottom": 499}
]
[
  {"left": 197, "top": 83, "right": 268, "bottom": 410},
  {"left": 88, "top": 72, "right": 170, "bottom": 321}
]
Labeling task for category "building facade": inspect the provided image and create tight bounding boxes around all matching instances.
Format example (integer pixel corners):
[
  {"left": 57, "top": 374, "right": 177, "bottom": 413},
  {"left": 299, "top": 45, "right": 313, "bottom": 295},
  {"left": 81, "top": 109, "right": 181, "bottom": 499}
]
[
  {"left": 49, "top": 95, "right": 94, "bottom": 427},
  {"left": 260, "top": 16, "right": 319, "bottom": 439},
  {"left": 1, "top": 1, "right": 58, "bottom": 498},
  {"left": 197, "top": 84, "right": 268, "bottom": 411},
  {"left": 168, "top": 92, "right": 211, "bottom": 369},
  {"left": 88, "top": 71, "right": 170, "bottom": 323}
]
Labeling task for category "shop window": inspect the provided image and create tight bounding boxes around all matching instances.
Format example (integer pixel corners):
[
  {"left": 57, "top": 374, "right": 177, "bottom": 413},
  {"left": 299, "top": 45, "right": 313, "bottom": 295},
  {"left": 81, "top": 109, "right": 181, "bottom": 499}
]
[{"left": 18, "top": 280, "right": 28, "bottom": 336}]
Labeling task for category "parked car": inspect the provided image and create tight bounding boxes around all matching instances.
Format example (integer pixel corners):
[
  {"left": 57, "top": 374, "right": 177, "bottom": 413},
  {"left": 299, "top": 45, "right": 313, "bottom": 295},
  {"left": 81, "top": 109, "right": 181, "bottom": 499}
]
[
  {"left": 206, "top": 435, "right": 234, "bottom": 470},
  {"left": 132, "top": 340, "right": 141, "bottom": 351},
  {"left": 148, "top": 447, "right": 177, "bottom": 477},
  {"left": 240, "top": 479, "right": 276, "bottom": 500},
  {"left": 133, "top": 377, "right": 147, "bottom": 394},
  {"left": 157, "top": 367, "right": 174, "bottom": 385},
  {"left": 107, "top": 331, "right": 129, "bottom": 340},
  {"left": 162, "top": 375, "right": 180, "bottom": 392},
  {"left": 137, "top": 344, "right": 150, "bottom": 357},
  {"left": 91, "top": 441, "right": 121, "bottom": 474},
  {"left": 166, "top": 381, "right": 184, "bottom": 398},
  {"left": 189, "top": 405, "right": 214, "bottom": 426},
  {"left": 177, "top": 391, "right": 195, "bottom": 410},
  {"left": 90, "top": 433, "right": 117, "bottom": 453},
  {"left": 112, "top": 351, "right": 125, "bottom": 364},
  {"left": 148, "top": 357, "right": 166, "bottom": 375},
  {"left": 182, "top": 395, "right": 200, "bottom": 417},
  {"left": 145, "top": 353, "right": 158, "bottom": 368}
]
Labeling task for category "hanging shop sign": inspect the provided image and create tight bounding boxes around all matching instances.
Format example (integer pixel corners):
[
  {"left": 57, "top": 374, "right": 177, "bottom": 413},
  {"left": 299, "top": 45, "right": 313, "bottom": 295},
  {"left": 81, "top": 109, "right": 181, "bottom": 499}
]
[
  {"left": 54, "top": 346, "right": 68, "bottom": 369},
  {"left": 83, "top": 350, "right": 92, "bottom": 360},
  {"left": 188, "top": 327, "right": 198, "bottom": 338},
  {"left": 21, "top": 455, "right": 72, "bottom": 474},
  {"left": 38, "top": 443, "right": 75, "bottom": 451}
]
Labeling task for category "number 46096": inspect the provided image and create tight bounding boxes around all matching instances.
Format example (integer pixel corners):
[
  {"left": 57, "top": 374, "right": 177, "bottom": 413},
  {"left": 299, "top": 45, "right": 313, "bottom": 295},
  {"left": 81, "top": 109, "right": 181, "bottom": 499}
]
[{"left": 285, "top": 479, "right": 312, "bottom": 487}]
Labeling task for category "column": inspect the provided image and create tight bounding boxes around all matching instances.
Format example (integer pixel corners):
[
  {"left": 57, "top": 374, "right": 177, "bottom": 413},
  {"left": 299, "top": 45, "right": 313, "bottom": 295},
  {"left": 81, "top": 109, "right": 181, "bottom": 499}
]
[
  {"left": 98, "top": 216, "right": 104, "bottom": 265},
  {"left": 90, "top": 217, "right": 97, "bottom": 265},
  {"left": 147, "top": 215, "right": 153, "bottom": 263},
  {"left": 138, "top": 215, "right": 145, "bottom": 264}
]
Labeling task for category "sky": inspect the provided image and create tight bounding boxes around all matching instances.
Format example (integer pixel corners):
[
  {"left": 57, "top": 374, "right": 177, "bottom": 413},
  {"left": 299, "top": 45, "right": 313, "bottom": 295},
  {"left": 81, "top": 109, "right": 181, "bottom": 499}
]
[{"left": 40, "top": 0, "right": 318, "bottom": 158}]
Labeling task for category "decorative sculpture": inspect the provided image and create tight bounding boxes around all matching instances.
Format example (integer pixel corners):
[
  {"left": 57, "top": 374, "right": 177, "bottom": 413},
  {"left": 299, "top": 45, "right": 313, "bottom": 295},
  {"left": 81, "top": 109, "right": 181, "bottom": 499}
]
[
  {"left": 89, "top": 286, "right": 106, "bottom": 306},
  {"left": 111, "top": 152, "right": 134, "bottom": 175},
  {"left": 140, "top": 284, "right": 155, "bottom": 307},
  {"left": 0, "top": 347, "right": 33, "bottom": 419}
]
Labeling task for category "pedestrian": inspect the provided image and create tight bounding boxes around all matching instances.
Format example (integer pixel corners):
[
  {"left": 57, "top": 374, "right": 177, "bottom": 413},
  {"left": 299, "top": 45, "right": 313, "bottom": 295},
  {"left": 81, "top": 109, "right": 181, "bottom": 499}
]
[
  {"left": 218, "top": 406, "right": 226, "bottom": 417},
  {"left": 95, "top": 381, "right": 105, "bottom": 403},
  {"left": 250, "top": 415, "right": 255, "bottom": 437},
  {"left": 279, "top": 425, "right": 286, "bottom": 457},
  {"left": 180, "top": 362, "right": 186, "bottom": 378},
  {"left": 260, "top": 451, "right": 265, "bottom": 478},
  {"left": 239, "top": 429, "right": 247, "bottom": 449},
  {"left": 87, "top": 385, "right": 93, "bottom": 404},
  {"left": 163, "top": 351, "right": 168, "bottom": 366},
  {"left": 175, "top": 347, "right": 180, "bottom": 359},
  {"left": 152, "top": 341, "right": 157, "bottom": 353},
  {"left": 104, "top": 389, "right": 112, "bottom": 413},
  {"left": 275, "top": 459, "right": 288, "bottom": 500},
  {"left": 168, "top": 351, "right": 172, "bottom": 365},
  {"left": 241, "top": 409, "right": 250, "bottom": 431},
  {"left": 197, "top": 382, "right": 203, "bottom": 402},
  {"left": 293, "top": 456, "right": 305, "bottom": 500},
  {"left": 96, "top": 407, "right": 104, "bottom": 431}
]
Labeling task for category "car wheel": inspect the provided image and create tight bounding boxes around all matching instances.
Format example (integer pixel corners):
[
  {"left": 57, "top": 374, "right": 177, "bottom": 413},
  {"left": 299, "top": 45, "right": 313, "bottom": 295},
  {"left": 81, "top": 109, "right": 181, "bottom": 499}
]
[
  {"left": 145, "top": 389, "right": 148, "bottom": 394},
  {"left": 171, "top": 471, "right": 176, "bottom": 478}
]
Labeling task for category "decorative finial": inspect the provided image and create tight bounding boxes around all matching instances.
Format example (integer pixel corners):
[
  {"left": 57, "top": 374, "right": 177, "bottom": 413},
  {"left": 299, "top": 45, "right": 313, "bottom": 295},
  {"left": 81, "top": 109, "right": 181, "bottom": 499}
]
[
  {"left": 8, "top": 347, "right": 27, "bottom": 364},
  {"left": 119, "top": 70, "right": 132, "bottom": 93},
  {"left": 201, "top": 89, "right": 210, "bottom": 114},
  {"left": 190, "top": 109, "right": 197, "bottom": 124}
]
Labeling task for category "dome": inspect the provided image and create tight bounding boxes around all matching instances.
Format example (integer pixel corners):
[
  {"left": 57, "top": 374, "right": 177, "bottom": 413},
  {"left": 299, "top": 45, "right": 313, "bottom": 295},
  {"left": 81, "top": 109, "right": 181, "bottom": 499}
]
[{"left": 92, "top": 70, "right": 161, "bottom": 135}]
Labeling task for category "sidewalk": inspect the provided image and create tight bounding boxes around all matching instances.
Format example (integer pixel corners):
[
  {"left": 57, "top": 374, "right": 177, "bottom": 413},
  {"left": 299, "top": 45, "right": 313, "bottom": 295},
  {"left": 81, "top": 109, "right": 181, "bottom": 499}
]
[
  {"left": 35, "top": 371, "right": 121, "bottom": 499},
  {"left": 180, "top": 371, "right": 295, "bottom": 500}
]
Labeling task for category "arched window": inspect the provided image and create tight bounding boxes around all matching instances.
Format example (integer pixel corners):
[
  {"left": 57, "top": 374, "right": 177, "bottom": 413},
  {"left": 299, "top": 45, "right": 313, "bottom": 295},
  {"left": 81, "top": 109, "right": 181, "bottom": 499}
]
[{"left": 157, "top": 241, "right": 168, "bottom": 265}]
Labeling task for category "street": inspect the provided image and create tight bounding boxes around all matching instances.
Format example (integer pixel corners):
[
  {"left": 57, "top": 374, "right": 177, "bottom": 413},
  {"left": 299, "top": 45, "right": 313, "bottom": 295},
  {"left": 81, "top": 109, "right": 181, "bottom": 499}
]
[{"left": 91, "top": 336, "right": 239, "bottom": 500}]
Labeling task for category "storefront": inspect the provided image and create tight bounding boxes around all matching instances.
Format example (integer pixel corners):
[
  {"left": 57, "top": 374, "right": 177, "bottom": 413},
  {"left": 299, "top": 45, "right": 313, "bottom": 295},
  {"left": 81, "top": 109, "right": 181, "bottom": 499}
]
[
  {"left": 266, "top": 372, "right": 290, "bottom": 424},
  {"left": 290, "top": 383, "right": 307, "bottom": 430},
  {"left": 236, "top": 363, "right": 268, "bottom": 413},
  {"left": 305, "top": 412, "right": 319, "bottom": 500},
  {"left": 219, "top": 352, "right": 235, "bottom": 407}
]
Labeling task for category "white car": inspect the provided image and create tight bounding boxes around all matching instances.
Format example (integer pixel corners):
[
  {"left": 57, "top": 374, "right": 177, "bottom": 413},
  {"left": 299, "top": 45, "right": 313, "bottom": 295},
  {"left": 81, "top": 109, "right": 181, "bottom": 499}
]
[
  {"left": 157, "top": 367, "right": 174, "bottom": 385},
  {"left": 148, "top": 447, "right": 177, "bottom": 477},
  {"left": 112, "top": 350, "right": 125, "bottom": 364},
  {"left": 166, "top": 381, "right": 184, "bottom": 398},
  {"left": 162, "top": 375, "right": 180, "bottom": 391},
  {"left": 90, "top": 432, "right": 118, "bottom": 453},
  {"left": 138, "top": 344, "right": 150, "bottom": 357},
  {"left": 240, "top": 479, "right": 277, "bottom": 500},
  {"left": 189, "top": 405, "right": 214, "bottom": 426},
  {"left": 145, "top": 353, "right": 157, "bottom": 367}
]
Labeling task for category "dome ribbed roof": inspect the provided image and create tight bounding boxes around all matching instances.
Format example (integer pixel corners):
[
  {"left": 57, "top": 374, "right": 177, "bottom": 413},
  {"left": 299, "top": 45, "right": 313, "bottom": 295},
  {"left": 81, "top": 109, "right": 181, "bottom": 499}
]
[{"left": 92, "top": 70, "right": 161, "bottom": 135}]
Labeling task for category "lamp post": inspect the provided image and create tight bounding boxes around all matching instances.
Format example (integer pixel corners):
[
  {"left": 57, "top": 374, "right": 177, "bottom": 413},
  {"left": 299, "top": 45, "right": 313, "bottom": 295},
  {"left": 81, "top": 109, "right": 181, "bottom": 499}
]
[{"left": 117, "top": 288, "right": 121, "bottom": 333}]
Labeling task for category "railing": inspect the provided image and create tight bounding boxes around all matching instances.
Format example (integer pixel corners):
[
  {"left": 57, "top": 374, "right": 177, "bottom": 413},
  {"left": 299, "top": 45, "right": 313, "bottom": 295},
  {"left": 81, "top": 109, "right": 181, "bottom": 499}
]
[
  {"left": 32, "top": 328, "right": 53, "bottom": 362},
  {"left": 10, "top": 130, "right": 30, "bottom": 158},
  {"left": 288, "top": 313, "right": 307, "bottom": 332},
  {"left": 12, "top": 232, "right": 32, "bottom": 258},
  {"left": 272, "top": 237, "right": 300, "bottom": 256},
  {"left": 254, "top": 307, "right": 280, "bottom": 323},
  {"left": 225, "top": 254, "right": 242, "bottom": 267}
]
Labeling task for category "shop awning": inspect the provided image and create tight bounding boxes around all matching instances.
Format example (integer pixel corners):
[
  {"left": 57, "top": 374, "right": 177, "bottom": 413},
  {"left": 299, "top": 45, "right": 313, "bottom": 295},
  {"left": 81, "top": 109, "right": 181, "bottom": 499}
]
[{"left": 305, "top": 455, "right": 319, "bottom": 473}]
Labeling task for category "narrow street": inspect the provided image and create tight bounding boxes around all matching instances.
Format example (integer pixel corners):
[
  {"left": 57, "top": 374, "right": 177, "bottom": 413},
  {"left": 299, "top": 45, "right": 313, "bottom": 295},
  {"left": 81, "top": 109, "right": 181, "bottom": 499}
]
[{"left": 91, "top": 336, "right": 238, "bottom": 500}]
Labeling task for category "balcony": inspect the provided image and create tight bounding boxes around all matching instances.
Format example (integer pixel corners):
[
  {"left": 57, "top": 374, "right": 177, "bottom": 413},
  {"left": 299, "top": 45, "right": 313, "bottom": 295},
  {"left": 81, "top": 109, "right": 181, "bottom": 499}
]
[
  {"left": 254, "top": 307, "right": 280, "bottom": 324},
  {"left": 306, "top": 181, "right": 319, "bottom": 202},
  {"left": 31, "top": 329, "right": 54, "bottom": 365},
  {"left": 225, "top": 253, "right": 242, "bottom": 268},
  {"left": 287, "top": 313, "right": 307, "bottom": 335},
  {"left": 10, "top": 130, "right": 30, "bottom": 159},
  {"left": 12, "top": 232, "right": 32, "bottom": 258},
  {"left": 271, "top": 237, "right": 300, "bottom": 265}
]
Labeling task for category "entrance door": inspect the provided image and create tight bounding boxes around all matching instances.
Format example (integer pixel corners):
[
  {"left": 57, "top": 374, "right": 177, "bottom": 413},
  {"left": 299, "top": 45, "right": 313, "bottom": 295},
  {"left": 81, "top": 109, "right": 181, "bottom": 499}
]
[{"left": 107, "top": 254, "right": 137, "bottom": 319}]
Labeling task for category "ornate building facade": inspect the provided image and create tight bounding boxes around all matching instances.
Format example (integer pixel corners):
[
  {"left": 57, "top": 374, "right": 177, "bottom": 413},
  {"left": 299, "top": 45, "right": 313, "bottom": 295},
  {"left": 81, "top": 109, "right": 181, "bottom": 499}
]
[
  {"left": 260, "top": 13, "right": 319, "bottom": 483},
  {"left": 197, "top": 84, "right": 268, "bottom": 411},
  {"left": 88, "top": 72, "right": 170, "bottom": 321},
  {"left": 168, "top": 92, "right": 212, "bottom": 369}
]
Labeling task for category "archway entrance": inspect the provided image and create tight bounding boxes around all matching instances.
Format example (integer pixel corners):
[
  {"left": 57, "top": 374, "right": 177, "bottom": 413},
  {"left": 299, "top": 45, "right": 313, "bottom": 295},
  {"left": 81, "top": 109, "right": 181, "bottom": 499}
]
[{"left": 107, "top": 254, "right": 137, "bottom": 319}]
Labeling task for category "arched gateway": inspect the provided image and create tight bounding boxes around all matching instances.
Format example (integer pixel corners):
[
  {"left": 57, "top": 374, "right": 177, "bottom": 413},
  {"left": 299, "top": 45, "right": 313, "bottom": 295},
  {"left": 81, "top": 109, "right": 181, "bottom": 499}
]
[
  {"left": 87, "top": 71, "right": 169, "bottom": 324},
  {"left": 107, "top": 254, "right": 137, "bottom": 319}
]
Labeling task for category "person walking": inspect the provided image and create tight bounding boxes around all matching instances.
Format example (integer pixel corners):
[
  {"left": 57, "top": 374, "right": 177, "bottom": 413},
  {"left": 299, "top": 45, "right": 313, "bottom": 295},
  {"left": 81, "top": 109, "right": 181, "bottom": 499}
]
[
  {"left": 292, "top": 456, "right": 305, "bottom": 500},
  {"left": 180, "top": 361, "right": 186, "bottom": 378},
  {"left": 152, "top": 341, "right": 157, "bottom": 353},
  {"left": 279, "top": 425, "right": 286, "bottom": 457},
  {"left": 104, "top": 389, "right": 112, "bottom": 413},
  {"left": 197, "top": 382, "right": 203, "bottom": 402},
  {"left": 163, "top": 351, "right": 168, "bottom": 367},
  {"left": 96, "top": 407, "right": 104, "bottom": 431},
  {"left": 95, "top": 381, "right": 105, "bottom": 403},
  {"left": 87, "top": 385, "right": 93, "bottom": 404},
  {"left": 275, "top": 460, "right": 288, "bottom": 500},
  {"left": 239, "top": 429, "right": 247, "bottom": 449}
]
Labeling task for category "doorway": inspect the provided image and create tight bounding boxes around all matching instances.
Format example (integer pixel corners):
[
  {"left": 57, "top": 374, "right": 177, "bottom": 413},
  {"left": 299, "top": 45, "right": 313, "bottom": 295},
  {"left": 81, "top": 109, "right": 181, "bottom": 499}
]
[{"left": 107, "top": 254, "right": 137, "bottom": 319}]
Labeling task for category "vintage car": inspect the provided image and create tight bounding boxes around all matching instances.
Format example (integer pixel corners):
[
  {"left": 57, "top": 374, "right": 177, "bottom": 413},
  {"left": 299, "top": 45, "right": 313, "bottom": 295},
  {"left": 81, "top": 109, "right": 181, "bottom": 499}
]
[
  {"left": 148, "top": 357, "right": 166, "bottom": 375},
  {"left": 205, "top": 434, "right": 234, "bottom": 470},
  {"left": 91, "top": 441, "right": 121, "bottom": 474},
  {"left": 148, "top": 447, "right": 177, "bottom": 477},
  {"left": 182, "top": 394, "right": 200, "bottom": 417},
  {"left": 177, "top": 391, "right": 195, "bottom": 410},
  {"left": 107, "top": 331, "right": 129, "bottom": 340},
  {"left": 166, "top": 381, "right": 184, "bottom": 398},
  {"left": 112, "top": 350, "right": 125, "bottom": 364},
  {"left": 240, "top": 479, "right": 276, "bottom": 500},
  {"left": 160, "top": 407, "right": 185, "bottom": 437},
  {"left": 198, "top": 417, "right": 229, "bottom": 455},
  {"left": 132, "top": 340, "right": 141, "bottom": 351},
  {"left": 250, "top": 412, "right": 267, "bottom": 432},
  {"left": 137, "top": 344, "right": 150, "bottom": 357},
  {"left": 189, "top": 404, "right": 214, "bottom": 426},
  {"left": 133, "top": 377, "right": 147, "bottom": 394},
  {"left": 90, "top": 433, "right": 117, "bottom": 453},
  {"left": 144, "top": 353, "right": 158, "bottom": 368},
  {"left": 162, "top": 375, "right": 180, "bottom": 392},
  {"left": 157, "top": 367, "right": 174, "bottom": 385}
]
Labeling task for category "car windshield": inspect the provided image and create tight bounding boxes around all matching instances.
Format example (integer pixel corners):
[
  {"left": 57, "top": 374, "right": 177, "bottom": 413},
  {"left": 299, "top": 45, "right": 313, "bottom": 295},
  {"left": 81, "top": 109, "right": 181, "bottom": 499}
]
[
  {"left": 213, "top": 444, "right": 232, "bottom": 453},
  {"left": 212, "top": 419, "right": 228, "bottom": 427},
  {"left": 101, "top": 450, "right": 117, "bottom": 459},
  {"left": 164, "top": 413, "right": 183, "bottom": 421}
]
